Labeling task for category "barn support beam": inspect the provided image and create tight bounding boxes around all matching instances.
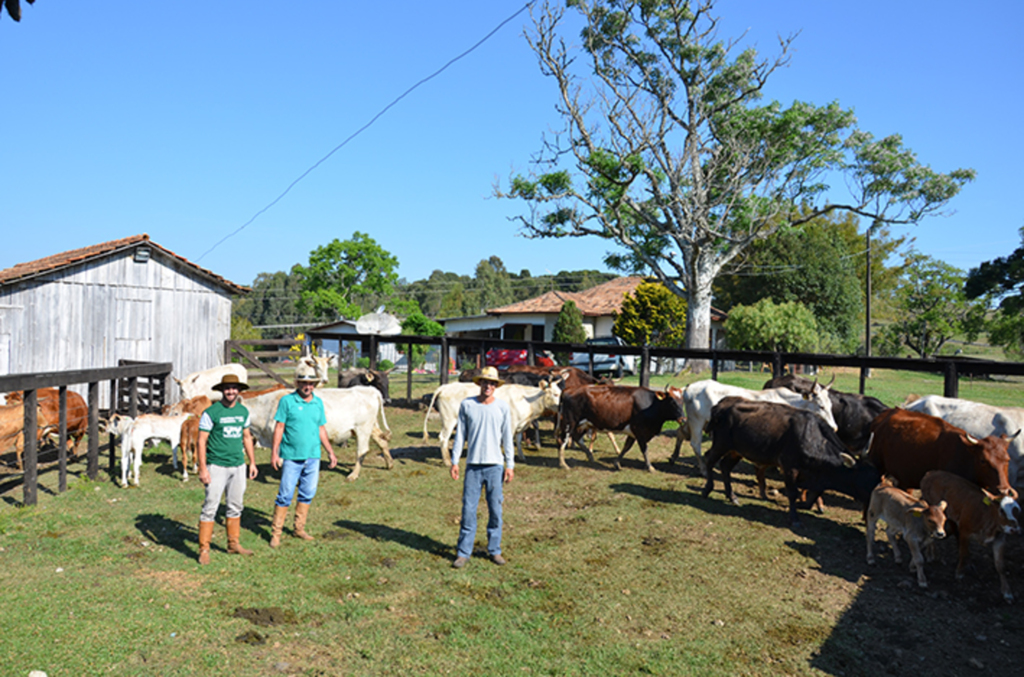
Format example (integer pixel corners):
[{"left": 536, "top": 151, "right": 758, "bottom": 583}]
[{"left": 58, "top": 386, "right": 68, "bottom": 494}]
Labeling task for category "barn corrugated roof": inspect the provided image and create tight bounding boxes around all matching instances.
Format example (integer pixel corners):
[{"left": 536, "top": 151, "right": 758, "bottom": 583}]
[{"left": 0, "top": 234, "right": 250, "bottom": 294}]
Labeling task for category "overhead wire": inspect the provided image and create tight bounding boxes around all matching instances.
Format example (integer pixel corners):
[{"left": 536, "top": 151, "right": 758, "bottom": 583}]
[{"left": 195, "top": 2, "right": 536, "bottom": 264}]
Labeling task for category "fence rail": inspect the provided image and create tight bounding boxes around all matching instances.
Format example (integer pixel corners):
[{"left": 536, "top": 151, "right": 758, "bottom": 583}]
[
  {"left": 306, "top": 331, "right": 1024, "bottom": 398},
  {"left": 0, "top": 361, "right": 173, "bottom": 506}
]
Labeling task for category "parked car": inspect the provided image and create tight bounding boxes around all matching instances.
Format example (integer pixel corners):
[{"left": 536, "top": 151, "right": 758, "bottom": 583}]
[
  {"left": 570, "top": 336, "right": 635, "bottom": 377},
  {"left": 485, "top": 348, "right": 556, "bottom": 369}
]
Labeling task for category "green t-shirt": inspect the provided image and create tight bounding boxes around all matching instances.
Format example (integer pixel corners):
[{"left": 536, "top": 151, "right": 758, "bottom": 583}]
[
  {"left": 273, "top": 391, "right": 327, "bottom": 461},
  {"left": 198, "top": 400, "right": 251, "bottom": 467}
]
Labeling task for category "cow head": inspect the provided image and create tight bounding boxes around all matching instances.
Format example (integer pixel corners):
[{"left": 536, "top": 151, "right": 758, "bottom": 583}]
[
  {"left": 982, "top": 490, "right": 1022, "bottom": 534},
  {"left": 909, "top": 500, "right": 948, "bottom": 541},
  {"left": 802, "top": 379, "right": 838, "bottom": 432},
  {"left": 298, "top": 355, "right": 331, "bottom": 386}
]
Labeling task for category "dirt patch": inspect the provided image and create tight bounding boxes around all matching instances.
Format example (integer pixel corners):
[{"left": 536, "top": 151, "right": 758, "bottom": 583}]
[
  {"left": 232, "top": 606, "right": 298, "bottom": 627},
  {"left": 134, "top": 569, "right": 204, "bottom": 597}
]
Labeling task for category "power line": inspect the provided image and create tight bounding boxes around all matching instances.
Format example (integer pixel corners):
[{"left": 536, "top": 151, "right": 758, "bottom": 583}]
[{"left": 196, "top": 2, "right": 536, "bottom": 264}]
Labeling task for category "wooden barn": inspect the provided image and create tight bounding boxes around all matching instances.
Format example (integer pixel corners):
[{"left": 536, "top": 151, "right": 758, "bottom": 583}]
[{"left": 0, "top": 234, "right": 248, "bottom": 402}]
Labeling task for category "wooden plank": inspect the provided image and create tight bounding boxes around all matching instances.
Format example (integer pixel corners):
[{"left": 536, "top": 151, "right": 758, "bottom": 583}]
[{"left": 22, "top": 389, "right": 37, "bottom": 506}]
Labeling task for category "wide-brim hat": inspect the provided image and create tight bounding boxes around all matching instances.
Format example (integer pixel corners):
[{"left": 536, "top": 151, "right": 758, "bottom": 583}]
[
  {"left": 473, "top": 366, "right": 505, "bottom": 386},
  {"left": 212, "top": 374, "right": 249, "bottom": 392},
  {"left": 295, "top": 362, "right": 320, "bottom": 382}
]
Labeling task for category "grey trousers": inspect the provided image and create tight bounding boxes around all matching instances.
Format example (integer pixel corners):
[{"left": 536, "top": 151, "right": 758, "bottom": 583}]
[{"left": 200, "top": 464, "right": 247, "bottom": 521}]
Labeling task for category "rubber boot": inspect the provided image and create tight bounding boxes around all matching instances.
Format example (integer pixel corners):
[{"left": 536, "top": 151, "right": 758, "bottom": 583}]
[
  {"left": 198, "top": 520, "right": 215, "bottom": 565},
  {"left": 269, "top": 505, "right": 289, "bottom": 548},
  {"left": 293, "top": 502, "right": 315, "bottom": 541},
  {"left": 226, "top": 516, "right": 254, "bottom": 556}
]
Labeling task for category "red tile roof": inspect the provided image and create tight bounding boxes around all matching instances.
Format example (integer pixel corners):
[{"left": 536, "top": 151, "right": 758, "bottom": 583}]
[
  {"left": 488, "top": 276, "right": 727, "bottom": 321},
  {"left": 488, "top": 276, "right": 646, "bottom": 317},
  {"left": 0, "top": 234, "right": 249, "bottom": 294}
]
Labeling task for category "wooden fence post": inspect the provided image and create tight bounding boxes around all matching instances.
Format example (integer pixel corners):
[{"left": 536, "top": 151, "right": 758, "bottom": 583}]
[
  {"left": 89, "top": 381, "right": 99, "bottom": 480},
  {"left": 58, "top": 386, "right": 68, "bottom": 494},
  {"left": 640, "top": 345, "right": 650, "bottom": 388},
  {"left": 440, "top": 337, "right": 450, "bottom": 385},
  {"left": 22, "top": 389, "right": 38, "bottom": 506},
  {"left": 407, "top": 339, "right": 414, "bottom": 401},
  {"left": 943, "top": 362, "right": 959, "bottom": 398}
]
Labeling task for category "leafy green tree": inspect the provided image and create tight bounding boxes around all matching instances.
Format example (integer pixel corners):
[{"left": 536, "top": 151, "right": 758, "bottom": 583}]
[
  {"left": 614, "top": 281, "right": 687, "bottom": 347},
  {"left": 552, "top": 300, "right": 587, "bottom": 363},
  {"left": 875, "top": 253, "right": 986, "bottom": 358},
  {"left": 230, "top": 315, "right": 263, "bottom": 356},
  {"left": 714, "top": 212, "right": 863, "bottom": 351},
  {"left": 400, "top": 312, "right": 446, "bottom": 370},
  {"left": 500, "top": 0, "right": 974, "bottom": 368},
  {"left": 725, "top": 299, "right": 819, "bottom": 352},
  {"left": 232, "top": 269, "right": 320, "bottom": 337},
  {"left": 472, "top": 256, "right": 514, "bottom": 313},
  {"left": 965, "top": 226, "right": 1024, "bottom": 358},
  {"left": 293, "top": 232, "right": 400, "bottom": 321}
]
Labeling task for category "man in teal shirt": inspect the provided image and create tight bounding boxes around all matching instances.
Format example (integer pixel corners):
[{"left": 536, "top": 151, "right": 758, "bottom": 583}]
[
  {"left": 197, "top": 373, "right": 258, "bottom": 565},
  {"left": 269, "top": 361, "right": 337, "bottom": 547}
]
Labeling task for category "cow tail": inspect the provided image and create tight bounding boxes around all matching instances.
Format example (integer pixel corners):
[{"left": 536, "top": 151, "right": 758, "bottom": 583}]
[
  {"left": 378, "top": 396, "right": 391, "bottom": 433},
  {"left": 423, "top": 387, "right": 442, "bottom": 440}
]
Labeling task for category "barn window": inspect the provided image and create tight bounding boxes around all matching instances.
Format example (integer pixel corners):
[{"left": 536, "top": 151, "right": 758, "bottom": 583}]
[{"left": 133, "top": 247, "right": 150, "bottom": 263}]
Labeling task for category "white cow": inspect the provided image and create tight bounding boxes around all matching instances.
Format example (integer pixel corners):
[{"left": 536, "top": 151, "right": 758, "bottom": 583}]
[
  {"left": 673, "top": 379, "right": 837, "bottom": 474},
  {"left": 906, "top": 395, "right": 1024, "bottom": 489},
  {"left": 115, "top": 412, "right": 193, "bottom": 487},
  {"left": 174, "top": 364, "right": 248, "bottom": 402},
  {"left": 246, "top": 386, "right": 391, "bottom": 482},
  {"left": 422, "top": 380, "right": 562, "bottom": 464}
]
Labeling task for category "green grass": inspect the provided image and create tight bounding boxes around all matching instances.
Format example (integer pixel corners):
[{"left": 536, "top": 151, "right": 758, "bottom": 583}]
[{"left": 2, "top": 369, "right": 1023, "bottom": 675}]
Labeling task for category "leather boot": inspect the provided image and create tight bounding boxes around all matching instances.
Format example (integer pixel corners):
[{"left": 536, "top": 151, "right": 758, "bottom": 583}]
[
  {"left": 198, "top": 520, "right": 215, "bottom": 565},
  {"left": 293, "top": 502, "right": 315, "bottom": 541},
  {"left": 269, "top": 505, "right": 289, "bottom": 548},
  {"left": 226, "top": 516, "right": 254, "bottom": 556}
]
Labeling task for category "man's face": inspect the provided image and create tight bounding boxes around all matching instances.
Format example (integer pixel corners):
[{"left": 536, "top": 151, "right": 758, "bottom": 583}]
[
  {"left": 221, "top": 385, "right": 240, "bottom": 405},
  {"left": 479, "top": 380, "right": 499, "bottom": 396},
  {"left": 296, "top": 380, "right": 317, "bottom": 396}
]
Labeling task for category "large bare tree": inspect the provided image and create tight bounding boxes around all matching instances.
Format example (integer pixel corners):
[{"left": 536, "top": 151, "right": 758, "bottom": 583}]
[{"left": 499, "top": 0, "right": 974, "bottom": 367}]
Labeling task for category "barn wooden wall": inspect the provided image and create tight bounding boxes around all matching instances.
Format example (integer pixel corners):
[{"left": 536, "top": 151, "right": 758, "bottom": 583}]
[{"left": 0, "top": 248, "right": 235, "bottom": 403}]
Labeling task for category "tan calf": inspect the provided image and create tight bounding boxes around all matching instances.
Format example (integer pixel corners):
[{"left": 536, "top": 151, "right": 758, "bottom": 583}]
[{"left": 866, "top": 484, "right": 947, "bottom": 588}]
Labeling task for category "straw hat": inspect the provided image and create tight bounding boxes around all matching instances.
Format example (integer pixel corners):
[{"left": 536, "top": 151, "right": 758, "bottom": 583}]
[
  {"left": 472, "top": 366, "right": 505, "bottom": 386},
  {"left": 211, "top": 373, "right": 249, "bottom": 392}
]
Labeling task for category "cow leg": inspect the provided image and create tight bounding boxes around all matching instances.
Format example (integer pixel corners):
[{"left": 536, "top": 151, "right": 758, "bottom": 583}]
[
  {"left": 439, "top": 423, "right": 455, "bottom": 465},
  {"left": 132, "top": 444, "right": 143, "bottom": 487},
  {"left": 718, "top": 454, "right": 742, "bottom": 505},
  {"left": 690, "top": 429, "right": 706, "bottom": 476},
  {"left": 701, "top": 443, "right": 730, "bottom": 497},
  {"left": 992, "top": 535, "right": 1013, "bottom": 603},
  {"left": 755, "top": 465, "right": 770, "bottom": 500},
  {"left": 782, "top": 469, "right": 803, "bottom": 527},
  {"left": 669, "top": 427, "right": 685, "bottom": 465},
  {"left": 572, "top": 431, "right": 596, "bottom": 463},
  {"left": 372, "top": 428, "right": 394, "bottom": 471},
  {"left": 906, "top": 538, "right": 929, "bottom": 588},
  {"left": 865, "top": 510, "right": 878, "bottom": 565},
  {"left": 613, "top": 437, "right": 637, "bottom": 471},
  {"left": 885, "top": 526, "right": 903, "bottom": 565}
]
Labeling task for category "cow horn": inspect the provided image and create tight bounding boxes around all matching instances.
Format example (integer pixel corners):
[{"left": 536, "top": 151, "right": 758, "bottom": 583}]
[
  {"left": 839, "top": 452, "right": 856, "bottom": 468},
  {"left": 965, "top": 433, "right": 979, "bottom": 444},
  {"left": 860, "top": 432, "right": 875, "bottom": 457},
  {"left": 1011, "top": 429, "right": 1022, "bottom": 441},
  {"left": 825, "top": 372, "right": 836, "bottom": 390}
]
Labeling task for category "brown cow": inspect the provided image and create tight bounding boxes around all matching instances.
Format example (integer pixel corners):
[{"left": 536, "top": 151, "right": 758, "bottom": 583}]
[
  {"left": 865, "top": 482, "right": 947, "bottom": 588},
  {"left": 556, "top": 384, "right": 683, "bottom": 472},
  {"left": 868, "top": 408, "right": 1017, "bottom": 498},
  {"left": 7, "top": 388, "right": 89, "bottom": 458},
  {"left": 921, "top": 470, "right": 1021, "bottom": 603},
  {"left": 0, "top": 402, "right": 31, "bottom": 469}
]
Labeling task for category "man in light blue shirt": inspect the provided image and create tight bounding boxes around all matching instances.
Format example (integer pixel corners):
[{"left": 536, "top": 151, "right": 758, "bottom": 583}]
[{"left": 450, "top": 366, "right": 515, "bottom": 568}]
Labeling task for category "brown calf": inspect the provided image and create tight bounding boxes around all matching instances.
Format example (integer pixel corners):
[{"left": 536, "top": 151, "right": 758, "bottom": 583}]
[{"left": 920, "top": 470, "right": 1021, "bottom": 604}]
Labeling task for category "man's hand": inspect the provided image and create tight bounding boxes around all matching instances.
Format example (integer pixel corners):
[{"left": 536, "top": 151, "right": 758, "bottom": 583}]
[
  {"left": 271, "top": 450, "right": 282, "bottom": 471},
  {"left": 327, "top": 451, "right": 338, "bottom": 470},
  {"left": 198, "top": 467, "right": 211, "bottom": 485},
  {"left": 450, "top": 464, "right": 459, "bottom": 481},
  {"left": 248, "top": 462, "right": 258, "bottom": 480},
  {"left": 504, "top": 467, "right": 515, "bottom": 484}
]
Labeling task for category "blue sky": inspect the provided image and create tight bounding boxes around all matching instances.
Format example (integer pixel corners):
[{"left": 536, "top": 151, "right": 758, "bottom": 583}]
[{"left": 3, "top": 1, "right": 1022, "bottom": 290}]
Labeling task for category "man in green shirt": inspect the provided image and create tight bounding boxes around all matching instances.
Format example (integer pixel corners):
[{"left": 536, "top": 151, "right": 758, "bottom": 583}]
[{"left": 197, "top": 373, "right": 258, "bottom": 565}]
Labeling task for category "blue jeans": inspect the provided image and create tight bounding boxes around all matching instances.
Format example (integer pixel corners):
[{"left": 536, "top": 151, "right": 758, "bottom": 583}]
[
  {"left": 456, "top": 464, "right": 504, "bottom": 559},
  {"left": 275, "top": 458, "right": 320, "bottom": 507}
]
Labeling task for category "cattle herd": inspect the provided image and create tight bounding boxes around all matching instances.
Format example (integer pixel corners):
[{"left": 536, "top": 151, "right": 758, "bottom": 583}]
[{"left": 1, "top": 359, "right": 1022, "bottom": 603}]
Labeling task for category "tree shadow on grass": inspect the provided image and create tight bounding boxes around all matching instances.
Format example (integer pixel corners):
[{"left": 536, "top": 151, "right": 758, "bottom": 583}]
[{"left": 333, "top": 519, "right": 452, "bottom": 561}]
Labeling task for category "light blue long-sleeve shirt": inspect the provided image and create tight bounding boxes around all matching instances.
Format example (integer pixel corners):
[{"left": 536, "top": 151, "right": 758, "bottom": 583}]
[{"left": 451, "top": 396, "right": 514, "bottom": 469}]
